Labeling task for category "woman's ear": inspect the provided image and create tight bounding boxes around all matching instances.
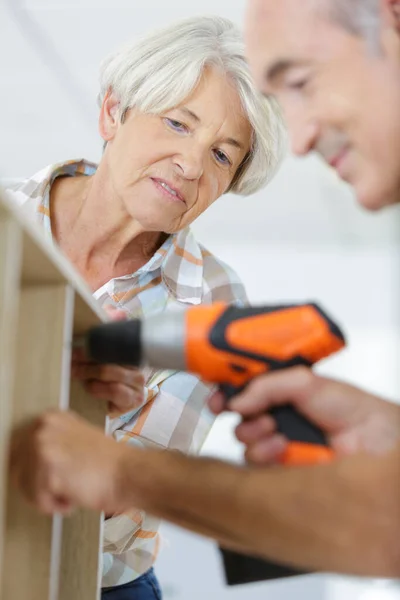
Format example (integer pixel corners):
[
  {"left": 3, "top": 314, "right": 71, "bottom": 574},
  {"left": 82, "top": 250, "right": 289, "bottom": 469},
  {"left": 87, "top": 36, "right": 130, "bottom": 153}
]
[{"left": 99, "top": 89, "right": 121, "bottom": 142}]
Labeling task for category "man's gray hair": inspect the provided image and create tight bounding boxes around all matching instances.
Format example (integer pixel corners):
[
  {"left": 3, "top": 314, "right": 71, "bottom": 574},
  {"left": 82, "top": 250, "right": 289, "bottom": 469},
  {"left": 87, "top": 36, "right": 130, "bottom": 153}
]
[
  {"left": 98, "top": 15, "right": 286, "bottom": 196},
  {"left": 328, "top": 0, "right": 380, "bottom": 42}
]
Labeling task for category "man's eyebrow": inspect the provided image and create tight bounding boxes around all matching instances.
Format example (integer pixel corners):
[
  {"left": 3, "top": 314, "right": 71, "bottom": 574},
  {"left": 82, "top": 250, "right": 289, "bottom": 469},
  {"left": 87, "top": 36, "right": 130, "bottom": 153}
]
[{"left": 265, "top": 59, "right": 299, "bottom": 83}]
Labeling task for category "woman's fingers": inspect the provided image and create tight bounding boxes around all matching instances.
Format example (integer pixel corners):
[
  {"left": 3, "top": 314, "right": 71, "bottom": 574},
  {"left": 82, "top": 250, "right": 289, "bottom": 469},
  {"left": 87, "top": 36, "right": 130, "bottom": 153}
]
[{"left": 83, "top": 380, "right": 144, "bottom": 412}]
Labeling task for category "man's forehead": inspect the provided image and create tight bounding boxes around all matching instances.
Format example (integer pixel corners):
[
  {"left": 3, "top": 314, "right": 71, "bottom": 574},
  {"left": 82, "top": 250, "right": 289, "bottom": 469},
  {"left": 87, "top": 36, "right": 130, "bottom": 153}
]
[
  {"left": 246, "top": 0, "right": 324, "bottom": 47},
  {"left": 246, "top": 0, "right": 335, "bottom": 82},
  {"left": 248, "top": 0, "right": 322, "bottom": 24}
]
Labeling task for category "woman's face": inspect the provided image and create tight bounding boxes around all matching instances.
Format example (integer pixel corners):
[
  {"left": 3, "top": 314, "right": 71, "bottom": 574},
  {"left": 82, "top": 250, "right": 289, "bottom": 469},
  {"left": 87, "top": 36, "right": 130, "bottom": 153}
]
[{"left": 99, "top": 68, "right": 252, "bottom": 233}]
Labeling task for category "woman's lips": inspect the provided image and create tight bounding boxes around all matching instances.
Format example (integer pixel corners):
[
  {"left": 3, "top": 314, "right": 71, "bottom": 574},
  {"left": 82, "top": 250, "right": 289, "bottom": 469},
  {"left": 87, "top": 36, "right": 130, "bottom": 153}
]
[{"left": 151, "top": 178, "right": 186, "bottom": 204}]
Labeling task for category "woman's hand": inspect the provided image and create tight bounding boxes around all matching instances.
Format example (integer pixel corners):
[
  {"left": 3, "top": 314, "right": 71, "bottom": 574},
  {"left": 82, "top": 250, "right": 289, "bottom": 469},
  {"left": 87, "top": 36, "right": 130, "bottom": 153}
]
[{"left": 71, "top": 306, "right": 145, "bottom": 415}]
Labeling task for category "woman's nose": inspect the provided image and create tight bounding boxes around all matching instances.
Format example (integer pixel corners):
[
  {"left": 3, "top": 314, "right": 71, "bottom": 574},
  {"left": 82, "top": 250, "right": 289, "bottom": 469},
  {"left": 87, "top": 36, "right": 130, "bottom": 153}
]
[{"left": 173, "top": 146, "right": 205, "bottom": 180}]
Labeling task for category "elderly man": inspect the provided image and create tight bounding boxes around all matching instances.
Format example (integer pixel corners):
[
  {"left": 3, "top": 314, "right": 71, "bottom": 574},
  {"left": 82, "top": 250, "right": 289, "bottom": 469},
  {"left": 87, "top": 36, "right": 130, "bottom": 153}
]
[{"left": 10, "top": 0, "right": 400, "bottom": 578}]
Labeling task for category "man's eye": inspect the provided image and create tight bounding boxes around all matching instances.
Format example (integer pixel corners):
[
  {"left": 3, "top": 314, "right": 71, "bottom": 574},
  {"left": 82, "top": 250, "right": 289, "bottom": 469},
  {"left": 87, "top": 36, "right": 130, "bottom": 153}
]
[
  {"left": 286, "top": 78, "right": 309, "bottom": 91},
  {"left": 164, "top": 118, "right": 188, "bottom": 133},
  {"left": 213, "top": 149, "right": 231, "bottom": 166}
]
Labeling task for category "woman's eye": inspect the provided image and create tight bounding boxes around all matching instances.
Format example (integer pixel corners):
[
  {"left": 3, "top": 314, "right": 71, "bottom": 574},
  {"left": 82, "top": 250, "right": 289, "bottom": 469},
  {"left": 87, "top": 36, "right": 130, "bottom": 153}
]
[
  {"left": 213, "top": 149, "right": 231, "bottom": 166},
  {"left": 164, "top": 118, "right": 188, "bottom": 133}
]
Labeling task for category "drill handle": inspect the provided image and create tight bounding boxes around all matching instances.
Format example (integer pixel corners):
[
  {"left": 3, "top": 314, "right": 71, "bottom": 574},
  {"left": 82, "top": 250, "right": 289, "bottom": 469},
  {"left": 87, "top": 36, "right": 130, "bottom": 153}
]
[
  {"left": 269, "top": 404, "right": 328, "bottom": 446},
  {"left": 220, "top": 384, "right": 332, "bottom": 465}
]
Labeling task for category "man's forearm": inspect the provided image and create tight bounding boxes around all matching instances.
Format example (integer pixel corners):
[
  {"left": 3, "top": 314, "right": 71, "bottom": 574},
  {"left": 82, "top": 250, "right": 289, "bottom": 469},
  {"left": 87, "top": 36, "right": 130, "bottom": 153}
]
[{"left": 117, "top": 445, "right": 400, "bottom": 577}]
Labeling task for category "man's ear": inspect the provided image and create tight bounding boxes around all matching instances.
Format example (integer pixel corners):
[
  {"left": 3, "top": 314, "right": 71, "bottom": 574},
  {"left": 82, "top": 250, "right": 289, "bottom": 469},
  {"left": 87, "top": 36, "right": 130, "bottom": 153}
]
[
  {"left": 99, "top": 89, "right": 121, "bottom": 142},
  {"left": 383, "top": 0, "right": 400, "bottom": 32}
]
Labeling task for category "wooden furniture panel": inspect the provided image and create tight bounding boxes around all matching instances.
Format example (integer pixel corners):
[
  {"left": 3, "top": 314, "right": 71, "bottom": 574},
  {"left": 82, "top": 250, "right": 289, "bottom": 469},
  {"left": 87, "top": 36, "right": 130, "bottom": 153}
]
[
  {"left": 0, "top": 213, "right": 22, "bottom": 595},
  {"left": 0, "top": 189, "right": 107, "bottom": 600},
  {"left": 1, "top": 283, "right": 74, "bottom": 600}
]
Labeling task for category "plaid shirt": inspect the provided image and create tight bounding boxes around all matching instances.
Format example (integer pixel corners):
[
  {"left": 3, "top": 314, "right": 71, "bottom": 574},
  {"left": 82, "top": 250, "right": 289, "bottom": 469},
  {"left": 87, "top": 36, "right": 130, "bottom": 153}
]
[{"left": 7, "top": 159, "right": 247, "bottom": 588}]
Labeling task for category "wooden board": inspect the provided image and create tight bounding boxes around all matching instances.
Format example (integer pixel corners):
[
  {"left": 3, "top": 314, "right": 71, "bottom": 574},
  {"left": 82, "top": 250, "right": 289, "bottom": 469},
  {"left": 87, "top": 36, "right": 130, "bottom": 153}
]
[
  {"left": 58, "top": 375, "right": 106, "bottom": 600},
  {"left": 0, "top": 190, "right": 107, "bottom": 600},
  {"left": 1, "top": 284, "right": 74, "bottom": 600},
  {"left": 0, "top": 215, "right": 22, "bottom": 594}
]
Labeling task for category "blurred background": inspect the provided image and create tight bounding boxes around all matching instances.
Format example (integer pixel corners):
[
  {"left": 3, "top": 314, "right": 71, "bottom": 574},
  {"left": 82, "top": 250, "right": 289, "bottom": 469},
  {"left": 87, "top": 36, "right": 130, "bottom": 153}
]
[{"left": 1, "top": 0, "right": 400, "bottom": 598}]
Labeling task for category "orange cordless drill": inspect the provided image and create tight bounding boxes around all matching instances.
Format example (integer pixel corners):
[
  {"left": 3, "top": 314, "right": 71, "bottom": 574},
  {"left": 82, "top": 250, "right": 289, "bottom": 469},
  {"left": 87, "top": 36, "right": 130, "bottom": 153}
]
[
  {"left": 80, "top": 301, "right": 345, "bottom": 583},
  {"left": 83, "top": 301, "right": 345, "bottom": 464}
]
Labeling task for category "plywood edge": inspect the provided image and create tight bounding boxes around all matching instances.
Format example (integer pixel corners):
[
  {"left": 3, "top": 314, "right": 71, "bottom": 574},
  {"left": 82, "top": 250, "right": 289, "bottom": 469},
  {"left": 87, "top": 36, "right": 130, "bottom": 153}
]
[{"left": 0, "top": 186, "right": 105, "bottom": 325}]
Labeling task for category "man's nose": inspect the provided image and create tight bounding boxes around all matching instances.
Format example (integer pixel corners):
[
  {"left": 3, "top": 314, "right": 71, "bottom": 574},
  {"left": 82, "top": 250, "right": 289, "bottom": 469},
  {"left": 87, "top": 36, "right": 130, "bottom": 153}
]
[{"left": 284, "top": 107, "right": 319, "bottom": 157}]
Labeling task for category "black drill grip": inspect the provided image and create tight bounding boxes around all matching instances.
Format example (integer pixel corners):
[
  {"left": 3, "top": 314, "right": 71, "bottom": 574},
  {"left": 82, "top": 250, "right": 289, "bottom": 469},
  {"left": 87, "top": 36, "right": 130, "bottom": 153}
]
[
  {"left": 269, "top": 404, "right": 328, "bottom": 446},
  {"left": 219, "top": 386, "right": 328, "bottom": 583},
  {"left": 220, "top": 384, "right": 328, "bottom": 447}
]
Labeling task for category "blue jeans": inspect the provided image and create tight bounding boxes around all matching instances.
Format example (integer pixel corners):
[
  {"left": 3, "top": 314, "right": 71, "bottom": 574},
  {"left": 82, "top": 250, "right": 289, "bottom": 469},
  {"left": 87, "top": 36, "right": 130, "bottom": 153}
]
[{"left": 101, "top": 569, "right": 162, "bottom": 600}]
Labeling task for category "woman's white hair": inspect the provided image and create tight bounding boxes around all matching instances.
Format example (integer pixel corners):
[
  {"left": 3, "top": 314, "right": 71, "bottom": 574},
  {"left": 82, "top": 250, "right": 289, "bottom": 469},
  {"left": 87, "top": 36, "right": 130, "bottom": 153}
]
[{"left": 98, "top": 15, "right": 286, "bottom": 196}]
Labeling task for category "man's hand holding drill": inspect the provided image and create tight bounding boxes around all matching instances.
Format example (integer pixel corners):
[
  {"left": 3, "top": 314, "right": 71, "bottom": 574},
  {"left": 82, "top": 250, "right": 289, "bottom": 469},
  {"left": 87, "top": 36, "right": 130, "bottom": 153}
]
[{"left": 209, "top": 367, "right": 400, "bottom": 465}]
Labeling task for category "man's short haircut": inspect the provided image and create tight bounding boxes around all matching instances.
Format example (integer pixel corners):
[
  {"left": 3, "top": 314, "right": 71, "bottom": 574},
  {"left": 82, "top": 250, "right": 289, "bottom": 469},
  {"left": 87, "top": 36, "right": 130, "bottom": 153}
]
[{"left": 327, "top": 0, "right": 380, "bottom": 41}]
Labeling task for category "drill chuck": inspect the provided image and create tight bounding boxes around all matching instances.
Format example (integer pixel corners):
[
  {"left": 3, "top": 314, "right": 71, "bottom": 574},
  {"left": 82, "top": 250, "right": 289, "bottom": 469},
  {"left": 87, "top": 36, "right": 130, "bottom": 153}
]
[
  {"left": 84, "top": 311, "right": 186, "bottom": 370},
  {"left": 85, "top": 319, "right": 143, "bottom": 366}
]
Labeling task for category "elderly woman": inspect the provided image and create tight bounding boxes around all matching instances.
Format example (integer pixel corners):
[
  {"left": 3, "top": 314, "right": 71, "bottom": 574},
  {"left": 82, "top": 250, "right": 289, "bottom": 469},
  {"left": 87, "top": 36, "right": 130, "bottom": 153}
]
[{"left": 8, "top": 14, "right": 284, "bottom": 600}]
